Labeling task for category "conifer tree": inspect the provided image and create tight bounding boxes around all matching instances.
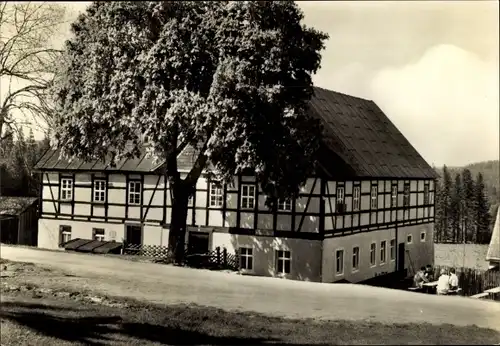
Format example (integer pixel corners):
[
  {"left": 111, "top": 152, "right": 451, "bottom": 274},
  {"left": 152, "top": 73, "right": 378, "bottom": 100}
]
[
  {"left": 450, "top": 173, "right": 463, "bottom": 243},
  {"left": 475, "top": 173, "right": 491, "bottom": 244},
  {"left": 461, "top": 169, "right": 476, "bottom": 243}
]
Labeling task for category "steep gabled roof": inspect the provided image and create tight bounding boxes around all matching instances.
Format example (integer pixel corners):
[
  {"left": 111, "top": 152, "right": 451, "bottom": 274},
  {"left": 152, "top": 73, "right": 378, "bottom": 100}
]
[
  {"left": 309, "top": 87, "right": 437, "bottom": 179},
  {"left": 486, "top": 207, "right": 500, "bottom": 262},
  {"left": 35, "top": 87, "right": 437, "bottom": 179}
]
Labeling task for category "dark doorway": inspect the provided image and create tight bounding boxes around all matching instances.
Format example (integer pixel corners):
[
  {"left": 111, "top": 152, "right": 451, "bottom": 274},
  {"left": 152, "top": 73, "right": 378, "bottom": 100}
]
[
  {"left": 187, "top": 231, "right": 210, "bottom": 255},
  {"left": 0, "top": 218, "right": 18, "bottom": 244},
  {"left": 397, "top": 242, "right": 405, "bottom": 272},
  {"left": 125, "top": 225, "right": 142, "bottom": 245}
]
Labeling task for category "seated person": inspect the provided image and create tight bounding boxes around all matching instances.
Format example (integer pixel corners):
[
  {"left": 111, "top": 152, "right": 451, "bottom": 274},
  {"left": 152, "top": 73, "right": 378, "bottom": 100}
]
[
  {"left": 414, "top": 266, "right": 429, "bottom": 288},
  {"left": 436, "top": 268, "right": 450, "bottom": 295},
  {"left": 449, "top": 268, "right": 459, "bottom": 291},
  {"left": 425, "top": 264, "right": 434, "bottom": 281}
]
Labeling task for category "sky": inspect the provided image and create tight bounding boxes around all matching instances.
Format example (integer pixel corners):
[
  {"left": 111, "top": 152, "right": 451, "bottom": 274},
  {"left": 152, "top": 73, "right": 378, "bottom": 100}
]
[{"left": 10, "top": 1, "right": 500, "bottom": 167}]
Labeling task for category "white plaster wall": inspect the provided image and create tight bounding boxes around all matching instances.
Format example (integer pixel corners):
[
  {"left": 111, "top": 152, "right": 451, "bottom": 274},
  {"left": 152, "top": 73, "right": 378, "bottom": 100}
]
[
  {"left": 322, "top": 228, "right": 397, "bottom": 283},
  {"left": 37, "top": 218, "right": 125, "bottom": 249},
  {"left": 212, "top": 232, "right": 322, "bottom": 282}
]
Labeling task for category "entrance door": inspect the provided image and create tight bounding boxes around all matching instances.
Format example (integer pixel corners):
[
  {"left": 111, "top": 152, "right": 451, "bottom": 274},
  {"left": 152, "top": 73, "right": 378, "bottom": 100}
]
[
  {"left": 397, "top": 242, "right": 405, "bottom": 273},
  {"left": 125, "top": 225, "right": 142, "bottom": 245},
  {"left": 187, "top": 231, "right": 209, "bottom": 254}
]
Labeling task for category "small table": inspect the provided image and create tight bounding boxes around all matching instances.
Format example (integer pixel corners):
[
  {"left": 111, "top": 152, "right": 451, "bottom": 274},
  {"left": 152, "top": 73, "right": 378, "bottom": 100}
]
[
  {"left": 484, "top": 287, "right": 500, "bottom": 294},
  {"left": 422, "top": 281, "right": 438, "bottom": 294}
]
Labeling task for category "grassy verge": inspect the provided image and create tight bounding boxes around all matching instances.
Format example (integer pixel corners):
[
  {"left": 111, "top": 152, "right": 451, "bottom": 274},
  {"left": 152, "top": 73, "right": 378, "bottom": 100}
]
[{"left": 1, "top": 258, "right": 499, "bottom": 345}]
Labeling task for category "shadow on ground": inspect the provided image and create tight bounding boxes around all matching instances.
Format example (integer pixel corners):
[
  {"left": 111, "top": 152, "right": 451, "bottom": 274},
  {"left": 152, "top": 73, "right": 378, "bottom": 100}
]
[{"left": 0, "top": 301, "right": 328, "bottom": 346}]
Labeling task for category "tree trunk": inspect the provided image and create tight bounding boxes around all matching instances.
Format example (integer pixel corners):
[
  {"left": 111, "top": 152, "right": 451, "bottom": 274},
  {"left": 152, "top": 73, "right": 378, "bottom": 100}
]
[{"left": 168, "top": 181, "right": 192, "bottom": 264}]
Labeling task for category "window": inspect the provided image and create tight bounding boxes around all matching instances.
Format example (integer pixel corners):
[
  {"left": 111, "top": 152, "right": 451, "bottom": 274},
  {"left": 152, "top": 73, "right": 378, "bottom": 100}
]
[
  {"left": 353, "top": 186, "right": 360, "bottom": 211},
  {"left": 278, "top": 199, "right": 292, "bottom": 211},
  {"left": 420, "top": 231, "right": 426, "bottom": 242},
  {"left": 336, "top": 187, "right": 345, "bottom": 212},
  {"left": 352, "top": 246, "right": 360, "bottom": 271},
  {"left": 336, "top": 249, "right": 344, "bottom": 275},
  {"left": 93, "top": 180, "right": 106, "bottom": 202},
  {"left": 380, "top": 241, "right": 387, "bottom": 264},
  {"left": 128, "top": 181, "right": 141, "bottom": 205},
  {"left": 61, "top": 178, "right": 73, "bottom": 201},
  {"left": 370, "top": 243, "right": 376, "bottom": 266},
  {"left": 407, "top": 234, "right": 413, "bottom": 244},
  {"left": 276, "top": 250, "right": 291, "bottom": 275},
  {"left": 93, "top": 228, "right": 105, "bottom": 241},
  {"left": 241, "top": 184, "right": 256, "bottom": 209},
  {"left": 403, "top": 183, "right": 410, "bottom": 207},
  {"left": 370, "top": 186, "right": 378, "bottom": 209},
  {"left": 391, "top": 186, "right": 398, "bottom": 207},
  {"left": 423, "top": 185, "right": 429, "bottom": 205},
  {"left": 429, "top": 191, "right": 434, "bottom": 205},
  {"left": 209, "top": 182, "right": 223, "bottom": 207},
  {"left": 239, "top": 247, "right": 253, "bottom": 270},
  {"left": 390, "top": 239, "right": 396, "bottom": 261},
  {"left": 59, "top": 225, "right": 71, "bottom": 246}
]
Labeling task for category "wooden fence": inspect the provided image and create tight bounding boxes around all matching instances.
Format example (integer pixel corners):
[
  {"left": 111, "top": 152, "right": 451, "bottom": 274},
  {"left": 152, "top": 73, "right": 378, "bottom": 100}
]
[
  {"left": 433, "top": 264, "right": 500, "bottom": 299},
  {"left": 122, "top": 243, "right": 239, "bottom": 271}
]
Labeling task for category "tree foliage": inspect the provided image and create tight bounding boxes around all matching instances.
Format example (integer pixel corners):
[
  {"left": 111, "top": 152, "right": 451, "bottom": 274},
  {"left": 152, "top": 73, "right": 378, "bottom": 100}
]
[
  {"left": 52, "top": 1, "right": 329, "bottom": 261},
  {"left": 434, "top": 165, "right": 493, "bottom": 244},
  {"left": 0, "top": 2, "right": 66, "bottom": 142},
  {"left": 0, "top": 127, "right": 48, "bottom": 197}
]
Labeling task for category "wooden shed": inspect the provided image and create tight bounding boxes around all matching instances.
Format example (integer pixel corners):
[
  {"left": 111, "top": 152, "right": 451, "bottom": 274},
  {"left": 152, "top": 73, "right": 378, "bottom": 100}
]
[{"left": 0, "top": 197, "right": 39, "bottom": 246}]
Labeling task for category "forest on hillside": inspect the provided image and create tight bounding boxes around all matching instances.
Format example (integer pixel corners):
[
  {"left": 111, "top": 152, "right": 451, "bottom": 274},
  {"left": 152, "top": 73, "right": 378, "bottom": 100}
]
[
  {"left": 433, "top": 162, "right": 499, "bottom": 245},
  {"left": 0, "top": 129, "right": 50, "bottom": 197}
]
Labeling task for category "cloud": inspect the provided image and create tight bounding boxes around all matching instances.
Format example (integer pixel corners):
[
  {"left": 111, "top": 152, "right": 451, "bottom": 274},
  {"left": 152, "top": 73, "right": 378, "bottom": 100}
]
[{"left": 370, "top": 44, "right": 499, "bottom": 167}]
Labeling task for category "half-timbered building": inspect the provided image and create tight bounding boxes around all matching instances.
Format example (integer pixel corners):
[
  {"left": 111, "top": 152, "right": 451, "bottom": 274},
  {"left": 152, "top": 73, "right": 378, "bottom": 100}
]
[{"left": 35, "top": 87, "right": 438, "bottom": 283}]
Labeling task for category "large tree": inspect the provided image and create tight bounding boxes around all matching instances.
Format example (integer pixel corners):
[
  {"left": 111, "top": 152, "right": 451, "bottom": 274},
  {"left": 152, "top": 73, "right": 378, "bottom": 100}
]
[
  {"left": 0, "top": 2, "right": 66, "bottom": 142},
  {"left": 51, "top": 1, "right": 329, "bottom": 262}
]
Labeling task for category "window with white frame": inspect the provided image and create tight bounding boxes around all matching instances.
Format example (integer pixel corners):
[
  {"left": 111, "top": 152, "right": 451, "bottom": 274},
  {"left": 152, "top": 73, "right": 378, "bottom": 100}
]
[
  {"left": 93, "top": 228, "right": 105, "bottom": 241},
  {"left": 128, "top": 181, "right": 141, "bottom": 205},
  {"left": 370, "top": 186, "right": 378, "bottom": 209},
  {"left": 335, "top": 249, "right": 344, "bottom": 275},
  {"left": 403, "top": 183, "right": 410, "bottom": 207},
  {"left": 61, "top": 178, "right": 73, "bottom": 201},
  {"left": 380, "top": 240, "right": 387, "bottom": 264},
  {"left": 241, "top": 184, "right": 256, "bottom": 209},
  {"left": 423, "top": 185, "right": 429, "bottom": 205},
  {"left": 59, "top": 225, "right": 71, "bottom": 246},
  {"left": 353, "top": 186, "right": 360, "bottom": 211},
  {"left": 390, "top": 239, "right": 396, "bottom": 261},
  {"left": 276, "top": 250, "right": 291, "bottom": 275},
  {"left": 407, "top": 234, "right": 413, "bottom": 244},
  {"left": 420, "top": 231, "right": 426, "bottom": 242},
  {"left": 391, "top": 186, "right": 398, "bottom": 207},
  {"left": 336, "top": 186, "right": 345, "bottom": 212},
  {"left": 352, "top": 246, "right": 359, "bottom": 271},
  {"left": 278, "top": 199, "right": 292, "bottom": 211},
  {"left": 239, "top": 247, "right": 253, "bottom": 270},
  {"left": 93, "top": 180, "right": 106, "bottom": 202},
  {"left": 370, "top": 242, "right": 376, "bottom": 266},
  {"left": 209, "top": 182, "right": 223, "bottom": 207}
]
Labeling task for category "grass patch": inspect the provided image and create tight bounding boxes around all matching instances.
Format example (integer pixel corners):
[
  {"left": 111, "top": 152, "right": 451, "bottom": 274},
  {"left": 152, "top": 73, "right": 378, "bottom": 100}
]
[{"left": 1, "top": 290, "right": 499, "bottom": 346}]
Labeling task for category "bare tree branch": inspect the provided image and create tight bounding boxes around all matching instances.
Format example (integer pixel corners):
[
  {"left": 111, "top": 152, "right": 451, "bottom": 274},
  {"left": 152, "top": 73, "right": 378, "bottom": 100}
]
[{"left": 0, "top": 1, "right": 66, "bottom": 141}]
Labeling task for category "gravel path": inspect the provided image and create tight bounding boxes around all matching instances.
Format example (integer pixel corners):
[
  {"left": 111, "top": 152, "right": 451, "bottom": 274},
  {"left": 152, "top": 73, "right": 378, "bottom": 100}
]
[{"left": 2, "top": 245, "right": 499, "bottom": 331}]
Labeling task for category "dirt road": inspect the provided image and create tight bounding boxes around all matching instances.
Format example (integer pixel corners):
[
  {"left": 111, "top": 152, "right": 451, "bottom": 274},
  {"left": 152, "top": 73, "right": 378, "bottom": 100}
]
[{"left": 2, "top": 245, "right": 500, "bottom": 331}]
